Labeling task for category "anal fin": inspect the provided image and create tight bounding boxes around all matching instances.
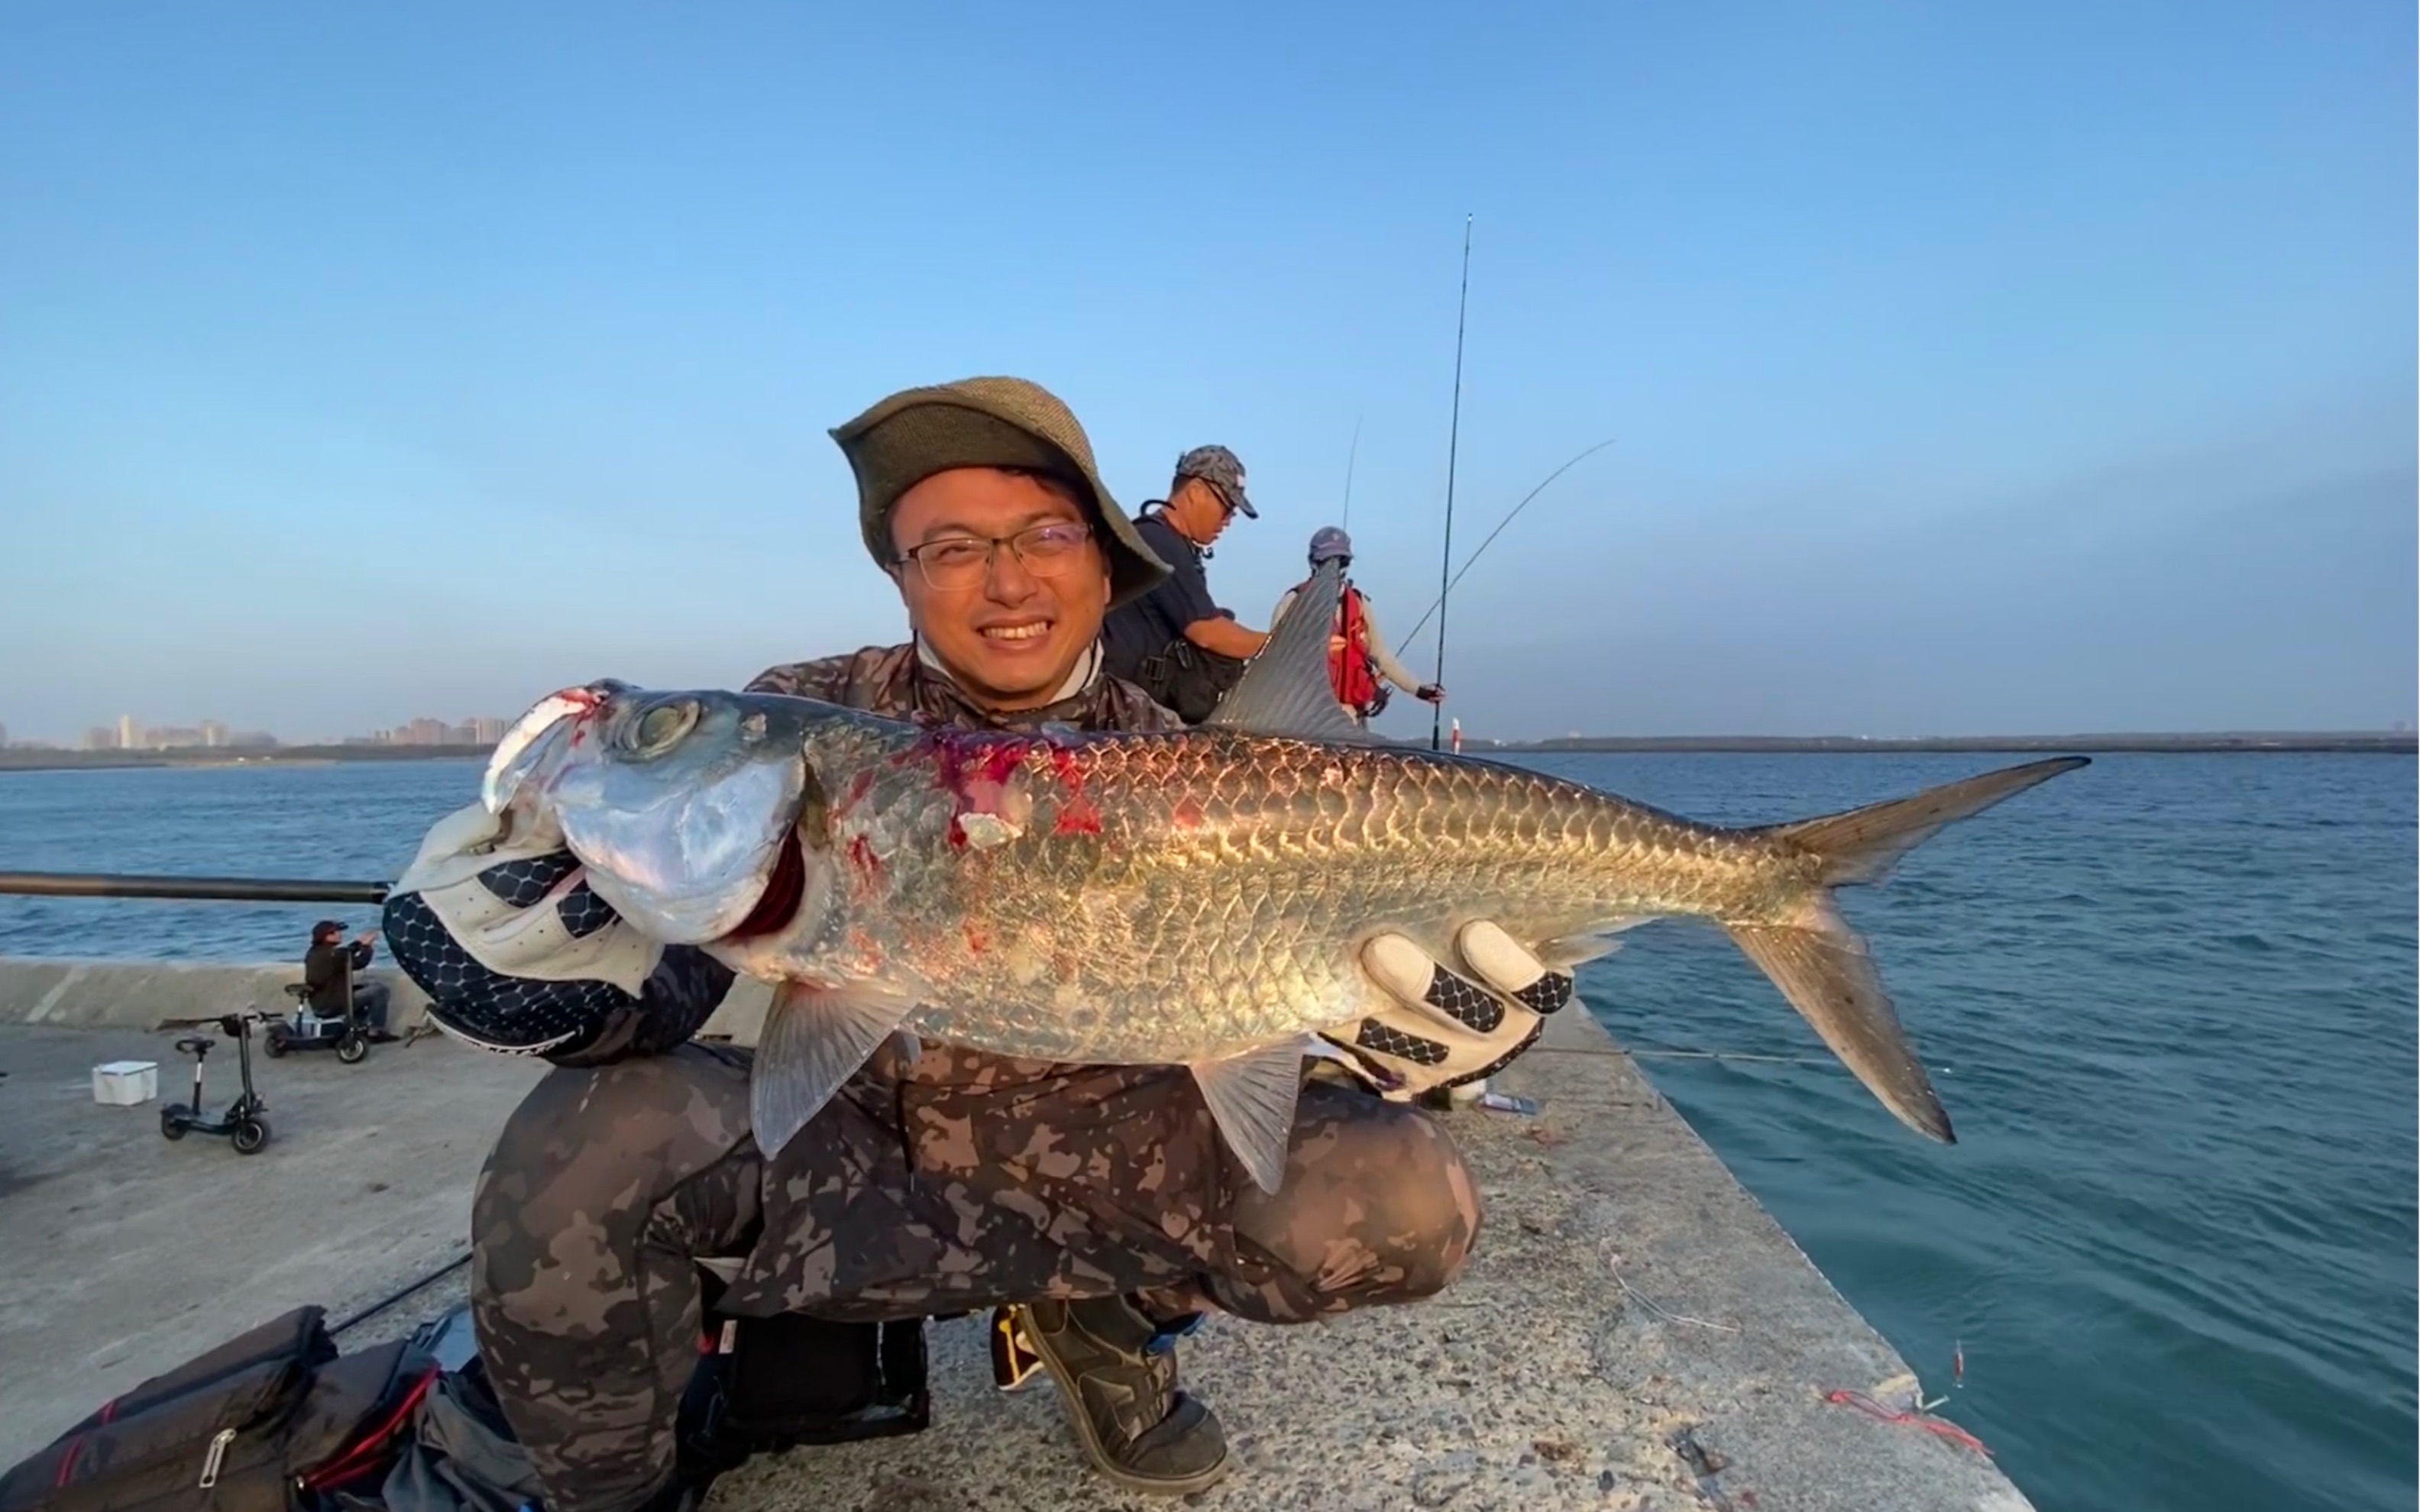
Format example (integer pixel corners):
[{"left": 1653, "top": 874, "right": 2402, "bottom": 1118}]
[
  {"left": 1723, "top": 915, "right": 1952, "bottom": 1144},
  {"left": 1535, "top": 922, "right": 1651, "bottom": 972},
  {"left": 1192, "top": 1040, "right": 1312, "bottom": 1194},
  {"left": 752, "top": 980, "right": 919, "bottom": 1158}
]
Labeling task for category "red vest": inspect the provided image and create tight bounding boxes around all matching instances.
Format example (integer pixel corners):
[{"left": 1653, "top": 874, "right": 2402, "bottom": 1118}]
[{"left": 1315, "top": 582, "right": 1380, "bottom": 712}]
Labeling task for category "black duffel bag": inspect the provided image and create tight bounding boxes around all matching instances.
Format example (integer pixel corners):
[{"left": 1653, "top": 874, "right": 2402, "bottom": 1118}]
[{"left": 0, "top": 1306, "right": 428, "bottom": 1512}]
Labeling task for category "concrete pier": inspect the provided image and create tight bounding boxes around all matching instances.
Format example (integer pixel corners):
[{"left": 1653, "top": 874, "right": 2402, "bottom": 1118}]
[
  {"left": 0, "top": 955, "right": 434, "bottom": 1032},
  {"left": 0, "top": 957, "right": 2037, "bottom": 1510}
]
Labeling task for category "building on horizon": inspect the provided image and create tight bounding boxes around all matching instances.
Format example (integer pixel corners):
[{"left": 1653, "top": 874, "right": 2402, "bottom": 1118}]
[{"left": 372, "top": 715, "right": 508, "bottom": 747}]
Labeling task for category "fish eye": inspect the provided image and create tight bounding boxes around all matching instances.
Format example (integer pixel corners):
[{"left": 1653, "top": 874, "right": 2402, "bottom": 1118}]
[{"left": 627, "top": 699, "right": 699, "bottom": 755}]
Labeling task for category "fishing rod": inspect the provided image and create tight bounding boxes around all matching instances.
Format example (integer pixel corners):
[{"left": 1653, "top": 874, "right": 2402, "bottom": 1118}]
[
  {"left": 1430, "top": 214, "right": 1473, "bottom": 754},
  {"left": 1341, "top": 414, "right": 1363, "bottom": 531},
  {"left": 331, "top": 1250, "right": 473, "bottom": 1338},
  {"left": 1397, "top": 434, "right": 1621, "bottom": 647},
  {"left": 0, "top": 871, "right": 387, "bottom": 903}
]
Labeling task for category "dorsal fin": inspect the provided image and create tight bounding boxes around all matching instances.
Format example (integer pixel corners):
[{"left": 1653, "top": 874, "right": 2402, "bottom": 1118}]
[{"left": 1203, "top": 557, "right": 1377, "bottom": 743}]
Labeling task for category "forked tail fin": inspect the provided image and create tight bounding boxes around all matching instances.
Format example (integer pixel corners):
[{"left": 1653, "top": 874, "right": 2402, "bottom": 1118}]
[
  {"left": 1725, "top": 756, "right": 2088, "bottom": 1145},
  {"left": 1763, "top": 756, "right": 2089, "bottom": 887}
]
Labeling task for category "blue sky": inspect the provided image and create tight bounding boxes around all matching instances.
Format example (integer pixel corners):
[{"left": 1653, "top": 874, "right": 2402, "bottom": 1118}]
[{"left": 2, "top": 0, "right": 2411, "bottom": 743}]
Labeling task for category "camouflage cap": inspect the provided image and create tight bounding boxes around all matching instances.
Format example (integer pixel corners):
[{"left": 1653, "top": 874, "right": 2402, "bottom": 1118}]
[
  {"left": 1173, "top": 444, "right": 1258, "bottom": 519},
  {"left": 830, "top": 376, "right": 1172, "bottom": 609}
]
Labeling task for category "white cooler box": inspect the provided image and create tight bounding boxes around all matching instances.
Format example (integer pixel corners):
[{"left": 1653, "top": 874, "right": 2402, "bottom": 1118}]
[{"left": 93, "top": 1061, "right": 160, "bottom": 1107}]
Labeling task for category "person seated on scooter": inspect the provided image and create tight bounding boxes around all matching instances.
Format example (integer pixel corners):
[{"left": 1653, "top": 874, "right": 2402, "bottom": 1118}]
[{"left": 303, "top": 920, "right": 392, "bottom": 1037}]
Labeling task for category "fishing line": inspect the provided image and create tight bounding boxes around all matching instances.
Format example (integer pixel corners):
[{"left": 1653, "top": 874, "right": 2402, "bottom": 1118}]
[
  {"left": 1626, "top": 1047, "right": 1954, "bottom": 1074},
  {"left": 1820, "top": 1391, "right": 1992, "bottom": 1457}
]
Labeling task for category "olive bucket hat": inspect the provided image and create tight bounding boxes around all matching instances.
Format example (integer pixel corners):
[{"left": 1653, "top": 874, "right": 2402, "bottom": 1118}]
[{"left": 830, "top": 376, "right": 1172, "bottom": 609}]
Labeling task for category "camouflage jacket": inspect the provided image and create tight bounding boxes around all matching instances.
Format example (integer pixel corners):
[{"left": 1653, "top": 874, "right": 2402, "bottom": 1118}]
[{"left": 747, "top": 641, "right": 1185, "bottom": 736}]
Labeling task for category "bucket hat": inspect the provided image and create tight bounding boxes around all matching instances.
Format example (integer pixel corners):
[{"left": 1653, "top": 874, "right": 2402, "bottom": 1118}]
[{"left": 832, "top": 377, "right": 1170, "bottom": 608}]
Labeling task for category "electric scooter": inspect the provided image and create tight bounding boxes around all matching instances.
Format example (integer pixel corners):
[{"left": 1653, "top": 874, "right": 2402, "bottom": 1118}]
[
  {"left": 157, "top": 1011, "right": 273, "bottom": 1154},
  {"left": 264, "top": 982, "right": 371, "bottom": 1065}
]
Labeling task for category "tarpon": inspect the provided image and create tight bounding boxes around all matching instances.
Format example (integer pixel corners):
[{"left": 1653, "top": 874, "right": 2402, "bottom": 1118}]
[{"left": 481, "top": 560, "right": 2085, "bottom": 1191}]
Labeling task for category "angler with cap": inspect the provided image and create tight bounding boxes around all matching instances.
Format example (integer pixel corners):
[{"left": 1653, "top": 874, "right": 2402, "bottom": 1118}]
[
  {"left": 378, "top": 377, "right": 1577, "bottom": 1512},
  {"left": 302, "top": 919, "right": 392, "bottom": 1035},
  {"left": 1098, "top": 444, "right": 1271, "bottom": 724},
  {"left": 1270, "top": 525, "right": 1445, "bottom": 728}
]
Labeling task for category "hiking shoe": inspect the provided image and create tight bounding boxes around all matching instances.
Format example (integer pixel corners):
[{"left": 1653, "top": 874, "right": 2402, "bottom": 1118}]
[{"left": 1014, "top": 1297, "right": 1231, "bottom": 1495}]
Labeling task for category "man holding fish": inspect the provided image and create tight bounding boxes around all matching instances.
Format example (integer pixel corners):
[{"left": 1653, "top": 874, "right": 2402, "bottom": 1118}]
[{"left": 381, "top": 376, "right": 1584, "bottom": 1511}]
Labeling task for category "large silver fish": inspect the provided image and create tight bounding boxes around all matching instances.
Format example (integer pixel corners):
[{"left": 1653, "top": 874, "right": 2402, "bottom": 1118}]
[{"left": 483, "top": 560, "right": 2085, "bottom": 1191}]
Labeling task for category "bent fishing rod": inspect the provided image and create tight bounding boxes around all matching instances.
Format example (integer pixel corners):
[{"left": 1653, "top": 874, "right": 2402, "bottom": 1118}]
[{"left": 1398, "top": 433, "right": 1622, "bottom": 648}]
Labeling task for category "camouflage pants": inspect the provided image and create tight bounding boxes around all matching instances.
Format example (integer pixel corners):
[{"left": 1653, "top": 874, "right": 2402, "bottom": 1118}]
[{"left": 471, "top": 1044, "right": 1481, "bottom": 1512}]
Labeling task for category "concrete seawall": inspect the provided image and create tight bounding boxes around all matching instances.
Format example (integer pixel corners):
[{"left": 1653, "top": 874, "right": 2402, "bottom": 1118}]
[
  {"left": 0, "top": 956, "right": 437, "bottom": 1029},
  {"left": 0, "top": 955, "right": 795, "bottom": 1038},
  {"left": 0, "top": 958, "right": 2040, "bottom": 1509}
]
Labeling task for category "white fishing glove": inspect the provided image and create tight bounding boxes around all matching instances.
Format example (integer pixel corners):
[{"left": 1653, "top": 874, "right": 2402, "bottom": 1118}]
[
  {"left": 390, "top": 802, "right": 662, "bottom": 993},
  {"left": 381, "top": 800, "right": 691, "bottom": 1056},
  {"left": 1320, "top": 922, "right": 1580, "bottom": 1100}
]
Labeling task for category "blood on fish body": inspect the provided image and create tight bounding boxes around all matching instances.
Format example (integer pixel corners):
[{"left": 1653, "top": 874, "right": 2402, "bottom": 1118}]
[
  {"left": 845, "top": 835, "right": 884, "bottom": 890},
  {"left": 1044, "top": 747, "right": 1103, "bottom": 836},
  {"left": 916, "top": 729, "right": 1103, "bottom": 845}
]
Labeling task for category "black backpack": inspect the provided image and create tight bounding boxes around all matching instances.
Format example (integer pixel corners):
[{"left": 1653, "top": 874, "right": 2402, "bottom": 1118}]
[
  {"left": 675, "top": 1275, "right": 931, "bottom": 1481},
  {"left": 0, "top": 1306, "right": 430, "bottom": 1512},
  {"left": 3, "top": 1294, "right": 931, "bottom": 1512}
]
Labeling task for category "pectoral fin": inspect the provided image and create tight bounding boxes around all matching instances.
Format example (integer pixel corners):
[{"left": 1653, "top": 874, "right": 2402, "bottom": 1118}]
[
  {"left": 1191, "top": 1040, "right": 1313, "bottom": 1194},
  {"left": 752, "top": 980, "right": 919, "bottom": 1157}
]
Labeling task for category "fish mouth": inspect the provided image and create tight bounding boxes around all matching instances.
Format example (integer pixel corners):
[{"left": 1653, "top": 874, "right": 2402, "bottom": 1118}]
[
  {"left": 482, "top": 683, "right": 616, "bottom": 816},
  {"left": 724, "top": 830, "right": 806, "bottom": 941}
]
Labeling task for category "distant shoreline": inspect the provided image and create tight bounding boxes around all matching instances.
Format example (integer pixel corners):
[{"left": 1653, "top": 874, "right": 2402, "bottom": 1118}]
[
  {"left": 0, "top": 745, "right": 493, "bottom": 774},
  {"left": 1475, "top": 732, "right": 2417, "bottom": 754},
  {"left": 2, "top": 731, "right": 2412, "bottom": 774}
]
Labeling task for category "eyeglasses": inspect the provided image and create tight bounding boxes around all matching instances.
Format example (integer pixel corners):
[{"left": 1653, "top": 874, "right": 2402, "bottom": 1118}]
[
  {"left": 1199, "top": 481, "right": 1239, "bottom": 519},
  {"left": 897, "top": 521, "right": 1095, "bottom": 590}
]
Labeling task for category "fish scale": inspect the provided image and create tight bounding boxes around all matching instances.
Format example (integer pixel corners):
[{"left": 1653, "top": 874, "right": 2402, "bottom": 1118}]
[
  {"left": 782, "top": 731, "right": 1821, "bottom": 1061},
  {"left": 487, "top": 557, "right": 2088, "bottom": 1192}
]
